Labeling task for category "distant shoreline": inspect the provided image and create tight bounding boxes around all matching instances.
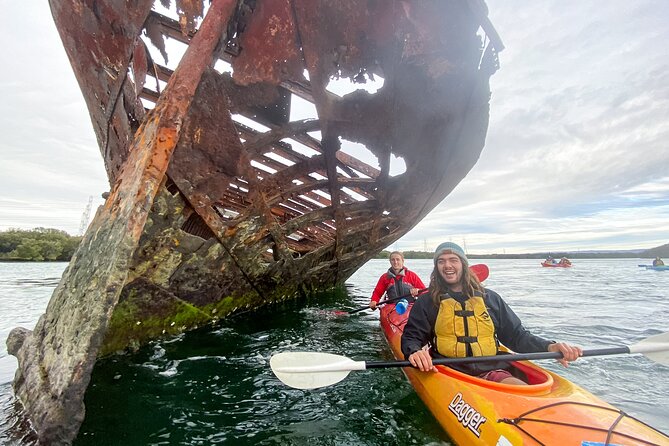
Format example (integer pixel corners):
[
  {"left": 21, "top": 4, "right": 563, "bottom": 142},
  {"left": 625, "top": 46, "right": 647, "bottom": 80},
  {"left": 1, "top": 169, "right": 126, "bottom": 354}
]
[
  {"left": 1, "top": 253, "right": 664, "bottom": 262},
  {"left": 0, "top": 255, "right": 658, "bottom": 262},
  {"left": 375, "top": 249, "right": 668, "bottom": 260},
  {"left": 382, "top": 255, "right": 652, "bottom": 260},
  {"left": 466, "top": 255, "right": 649, "bottom": 260},
  {"left": 3, "top": 254, "right": 658, "bottom": 262}
]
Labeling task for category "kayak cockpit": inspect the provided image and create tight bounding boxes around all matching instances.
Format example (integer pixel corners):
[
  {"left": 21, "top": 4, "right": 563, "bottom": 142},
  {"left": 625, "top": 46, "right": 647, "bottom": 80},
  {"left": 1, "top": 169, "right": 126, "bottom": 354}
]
[{"left": 437, "top": 360, "right": 555, "bottom": 395}]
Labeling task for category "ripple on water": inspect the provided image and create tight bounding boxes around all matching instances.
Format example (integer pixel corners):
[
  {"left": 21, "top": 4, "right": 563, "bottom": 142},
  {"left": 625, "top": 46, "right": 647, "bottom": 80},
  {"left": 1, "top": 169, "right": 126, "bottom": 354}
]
[{"left": 0, "top": 384, "right": 37, "bottom": 446}]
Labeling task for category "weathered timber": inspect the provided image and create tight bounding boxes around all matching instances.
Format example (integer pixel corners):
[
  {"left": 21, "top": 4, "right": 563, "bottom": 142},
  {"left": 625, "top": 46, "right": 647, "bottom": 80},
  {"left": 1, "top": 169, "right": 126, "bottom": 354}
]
[{"left": 8, "top": 0, "right": 502, "bottom": 444}]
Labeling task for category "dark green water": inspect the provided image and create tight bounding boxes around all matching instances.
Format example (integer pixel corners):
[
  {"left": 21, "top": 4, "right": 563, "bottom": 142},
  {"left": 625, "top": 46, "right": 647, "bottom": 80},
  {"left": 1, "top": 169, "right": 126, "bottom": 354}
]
[{"left": 75, "top": 290, "right": 450, "bottom": 446}]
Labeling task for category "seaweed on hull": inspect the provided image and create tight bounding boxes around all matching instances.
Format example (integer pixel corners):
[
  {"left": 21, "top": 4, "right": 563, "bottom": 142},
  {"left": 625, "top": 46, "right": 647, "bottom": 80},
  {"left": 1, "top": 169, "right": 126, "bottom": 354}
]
[{"left": 6, "top": 0, "right": 502, "bottom": 443}]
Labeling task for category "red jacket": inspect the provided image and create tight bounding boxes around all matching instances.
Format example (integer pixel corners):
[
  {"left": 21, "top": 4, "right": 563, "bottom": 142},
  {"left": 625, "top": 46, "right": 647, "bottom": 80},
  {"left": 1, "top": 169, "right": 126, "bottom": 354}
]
[{"left": 371, "top": 267, "right": 426, "bottom": 303}]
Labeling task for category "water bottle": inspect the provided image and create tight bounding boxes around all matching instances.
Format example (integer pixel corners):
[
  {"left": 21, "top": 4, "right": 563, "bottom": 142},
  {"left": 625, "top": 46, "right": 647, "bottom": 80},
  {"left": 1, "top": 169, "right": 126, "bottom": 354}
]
[{"left": 395, "top": 298, "right": 409, "bottom": 315}]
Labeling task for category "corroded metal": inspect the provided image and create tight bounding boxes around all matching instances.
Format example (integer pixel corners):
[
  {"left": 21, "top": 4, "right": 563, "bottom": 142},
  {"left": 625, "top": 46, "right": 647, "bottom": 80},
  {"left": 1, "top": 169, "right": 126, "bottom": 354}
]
[
  {"left": 8, "top": 0, "right": 237, "bottom": 443},
  {"left": 8, "top": 0, "right": 501, "bottom": 443}
]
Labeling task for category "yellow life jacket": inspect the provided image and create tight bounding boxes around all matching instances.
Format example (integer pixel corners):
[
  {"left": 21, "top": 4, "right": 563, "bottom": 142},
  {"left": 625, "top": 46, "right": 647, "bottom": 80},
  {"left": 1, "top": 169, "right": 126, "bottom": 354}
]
[{"left": 434, "top": 293, "right": 498, "bottom": 357}]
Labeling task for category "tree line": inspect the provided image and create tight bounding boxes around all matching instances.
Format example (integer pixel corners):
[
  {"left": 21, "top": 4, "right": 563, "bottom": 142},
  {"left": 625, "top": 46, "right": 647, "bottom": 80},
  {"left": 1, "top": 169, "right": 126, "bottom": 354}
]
[
  {"left": 376, "top": 244, "right": 669, "bottom": 260},
  {"left": 0, "top": 228, "right": 81, "bottom": 261}
]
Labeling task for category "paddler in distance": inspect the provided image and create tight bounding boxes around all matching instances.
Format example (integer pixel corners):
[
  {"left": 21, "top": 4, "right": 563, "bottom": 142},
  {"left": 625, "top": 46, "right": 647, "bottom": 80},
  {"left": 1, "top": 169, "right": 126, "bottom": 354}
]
[{"left": 401, "top": 242, "right": 582, "bottom": 385}]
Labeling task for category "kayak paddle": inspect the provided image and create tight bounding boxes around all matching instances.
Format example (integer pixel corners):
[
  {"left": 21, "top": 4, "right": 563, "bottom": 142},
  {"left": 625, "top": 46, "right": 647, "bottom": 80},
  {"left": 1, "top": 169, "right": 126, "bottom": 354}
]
[
  {"left": 270, "top": 331, "right": 669, "bottom": 389},
  {"left": 469, "top": 263, "right": 489, "bottom": 282},
  {"left": 347, "top": 289, "right": 427, "bottom": 314},
  {"left": 347, "top": 263, "right": 490, "bottom": 314}
]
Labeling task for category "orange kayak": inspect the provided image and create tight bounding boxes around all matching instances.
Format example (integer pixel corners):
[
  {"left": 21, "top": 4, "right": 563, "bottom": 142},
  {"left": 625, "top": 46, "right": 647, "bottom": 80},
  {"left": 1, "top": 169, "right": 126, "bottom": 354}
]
[
  {"left": 541, "top": 261, "right": 572, "bottom": 268},
  {"left": 379, "top": 303, "right": 668, "bottom": 446}
]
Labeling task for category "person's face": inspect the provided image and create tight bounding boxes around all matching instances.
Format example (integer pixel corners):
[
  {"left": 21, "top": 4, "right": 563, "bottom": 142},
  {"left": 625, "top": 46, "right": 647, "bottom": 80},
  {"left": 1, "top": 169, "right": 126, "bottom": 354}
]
[
  {"left": 389, "top": 254, "right": 404, "bottom": 272},
  {"left": 437, "top": 252, "right": 463, "bottom": 291}
]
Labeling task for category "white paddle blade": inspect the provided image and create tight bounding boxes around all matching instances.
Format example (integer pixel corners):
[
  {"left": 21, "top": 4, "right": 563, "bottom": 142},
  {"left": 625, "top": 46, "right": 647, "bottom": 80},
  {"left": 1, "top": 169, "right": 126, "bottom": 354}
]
[
  {"left": 630, "top": 332, "right": 669, "bottom": 366},
  {"left": 270, "top": 352, "right": 365, "bottom": 389}
]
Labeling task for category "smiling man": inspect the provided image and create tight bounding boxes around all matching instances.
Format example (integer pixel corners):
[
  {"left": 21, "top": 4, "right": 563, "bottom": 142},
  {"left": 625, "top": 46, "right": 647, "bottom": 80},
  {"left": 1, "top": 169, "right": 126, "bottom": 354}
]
[
  {"left": 401, "top": 242, "right": 582, "bottom": 385},
  {"left": 368, "top": 251, "right": 426, "bottom": 310}
]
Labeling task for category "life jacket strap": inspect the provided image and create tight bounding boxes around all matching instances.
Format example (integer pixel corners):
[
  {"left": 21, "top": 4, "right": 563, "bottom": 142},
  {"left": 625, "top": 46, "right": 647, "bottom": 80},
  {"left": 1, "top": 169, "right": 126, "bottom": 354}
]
[
  {"left": 457, "top": 336, "right": 478, "bottom": 344},
  {"left": 454, "top": 309, "right": 474, "bottom": 317}
]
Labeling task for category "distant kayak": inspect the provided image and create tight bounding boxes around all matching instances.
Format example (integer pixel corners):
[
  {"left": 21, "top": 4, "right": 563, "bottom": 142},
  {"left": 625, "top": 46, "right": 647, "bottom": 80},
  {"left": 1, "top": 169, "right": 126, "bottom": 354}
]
[
  {"left": 541, "top": 261, "right": 572, "bottom": 268},
  {"left": 645, "top": 265, "right": 669, "bottom": 271}
]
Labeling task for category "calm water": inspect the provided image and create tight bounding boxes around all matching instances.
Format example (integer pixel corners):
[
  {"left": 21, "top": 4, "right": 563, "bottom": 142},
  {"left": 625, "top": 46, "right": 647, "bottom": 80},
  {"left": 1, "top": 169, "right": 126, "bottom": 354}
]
[{"left": 1, "top": 259, "right": 668, "bottom": 445}]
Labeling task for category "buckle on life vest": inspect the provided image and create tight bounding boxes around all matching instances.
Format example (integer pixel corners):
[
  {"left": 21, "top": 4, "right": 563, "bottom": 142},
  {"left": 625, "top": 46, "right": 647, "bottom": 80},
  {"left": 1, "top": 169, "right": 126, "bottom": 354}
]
[
  {"left": 457, "top": 336, "right": 478, "bottom": 344},
  {"left": 454, "top": 310, "right": 474, "bottom": 317}
]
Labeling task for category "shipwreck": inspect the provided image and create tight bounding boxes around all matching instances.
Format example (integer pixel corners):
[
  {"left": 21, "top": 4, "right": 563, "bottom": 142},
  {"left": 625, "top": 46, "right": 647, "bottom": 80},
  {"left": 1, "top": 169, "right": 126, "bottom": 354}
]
[{"left": 7, "top": 0, "right": 502, "bottom": 443}]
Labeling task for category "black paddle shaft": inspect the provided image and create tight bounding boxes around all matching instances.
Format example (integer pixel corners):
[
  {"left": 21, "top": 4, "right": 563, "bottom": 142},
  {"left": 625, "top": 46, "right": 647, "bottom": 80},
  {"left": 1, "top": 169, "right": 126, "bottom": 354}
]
[
  {"left": 347, "top": 289, "right": 427, "bottom": 314},
  {"left": 364, "top": 347, "right": 632, "bottom": 369}
]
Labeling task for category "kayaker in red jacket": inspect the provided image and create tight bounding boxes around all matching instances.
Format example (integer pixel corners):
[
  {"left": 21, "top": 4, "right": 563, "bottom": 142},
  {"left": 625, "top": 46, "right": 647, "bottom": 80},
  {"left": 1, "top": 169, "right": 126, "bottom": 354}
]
[
  {"left": 368, "top": 251, "right": 426, "bottom": 310},
  {"left": 401, "top": 242, "right": 582, "bottom": 385}
]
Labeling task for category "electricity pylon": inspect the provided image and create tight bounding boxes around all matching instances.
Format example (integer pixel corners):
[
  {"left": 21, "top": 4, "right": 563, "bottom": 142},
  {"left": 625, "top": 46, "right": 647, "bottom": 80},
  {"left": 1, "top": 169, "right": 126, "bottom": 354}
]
[{"left": 78, "top": 196, "right": 93, "bottom": 235}]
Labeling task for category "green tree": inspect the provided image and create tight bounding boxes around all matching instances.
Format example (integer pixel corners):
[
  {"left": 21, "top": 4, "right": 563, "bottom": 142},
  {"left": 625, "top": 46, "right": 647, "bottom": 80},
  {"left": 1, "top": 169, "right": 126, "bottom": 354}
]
[
  {"left": 0, "top": 229, "right": 24, "bottom": 253},
  {"left": 59, "top": 236, "right": 82, "bottom": 260},
  {"left": 0, "top": 228, "right": 82, "bottom": 261},
  {"left": 40, "top": 240, "right": 63, "bottom": 261},
  {"left": 12, "top": 239, "right": 45, "bottom": 261}
]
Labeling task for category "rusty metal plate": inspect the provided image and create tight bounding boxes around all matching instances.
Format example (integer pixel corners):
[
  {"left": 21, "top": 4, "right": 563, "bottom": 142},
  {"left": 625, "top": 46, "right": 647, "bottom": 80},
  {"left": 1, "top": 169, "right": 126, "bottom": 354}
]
[
  {"left": 292, "top": 0, "right": 378, "bottom": 78},
  {"left": 232, "top": 0, "right": 304, "bottom": 86},
  {"left": 168, "top": 69, "right": 243, "bottom": 202}
]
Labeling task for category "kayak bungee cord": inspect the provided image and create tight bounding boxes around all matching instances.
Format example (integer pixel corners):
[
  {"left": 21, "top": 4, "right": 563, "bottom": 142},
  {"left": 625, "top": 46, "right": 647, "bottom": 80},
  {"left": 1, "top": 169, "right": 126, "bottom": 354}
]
[{"left": 498, "top": 400, "right": 668, "bottom": 446}]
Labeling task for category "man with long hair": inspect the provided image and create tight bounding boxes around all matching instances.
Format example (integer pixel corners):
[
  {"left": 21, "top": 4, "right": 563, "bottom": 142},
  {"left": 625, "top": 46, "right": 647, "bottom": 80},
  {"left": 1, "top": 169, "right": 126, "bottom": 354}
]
[{"left": 401, "top": 242, "right": 581, "bottom": 384}]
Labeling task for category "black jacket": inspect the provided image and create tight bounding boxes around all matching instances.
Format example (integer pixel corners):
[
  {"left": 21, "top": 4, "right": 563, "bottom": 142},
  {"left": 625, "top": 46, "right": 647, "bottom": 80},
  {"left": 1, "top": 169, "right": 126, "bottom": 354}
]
[{"left": 401, "top": 289, "right": 553, "bottom": 375}]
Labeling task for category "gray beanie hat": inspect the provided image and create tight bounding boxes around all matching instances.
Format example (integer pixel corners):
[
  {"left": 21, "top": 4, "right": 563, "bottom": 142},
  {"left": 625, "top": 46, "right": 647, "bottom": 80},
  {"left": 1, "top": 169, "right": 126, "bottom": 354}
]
[{"left": 433, "top": 242, "right": 467, "bottom": 265}]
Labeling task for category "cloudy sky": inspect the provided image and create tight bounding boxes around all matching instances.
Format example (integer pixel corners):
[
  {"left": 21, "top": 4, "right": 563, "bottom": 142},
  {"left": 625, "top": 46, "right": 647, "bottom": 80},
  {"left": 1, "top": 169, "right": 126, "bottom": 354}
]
[
  {"left": 402, "top": 0, "right": 669, "bottom": 253},
  {"left": 1, "top": 3, "right": 108, "bottom": 235},
  {"left": 1, "top": 1, "right": 668, "bottom": 254}
]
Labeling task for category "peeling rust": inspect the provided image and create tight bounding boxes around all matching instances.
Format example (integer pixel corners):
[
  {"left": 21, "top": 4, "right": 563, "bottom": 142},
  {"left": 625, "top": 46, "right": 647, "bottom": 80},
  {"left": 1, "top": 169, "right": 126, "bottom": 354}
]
[{"left": 232, "top": 0, "right": 304, "bottom": 85}]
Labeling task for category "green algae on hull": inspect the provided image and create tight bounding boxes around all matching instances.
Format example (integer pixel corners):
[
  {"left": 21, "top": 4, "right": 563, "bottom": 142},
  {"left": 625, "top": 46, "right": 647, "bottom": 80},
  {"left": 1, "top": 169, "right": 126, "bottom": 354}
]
[{"left": 100, "top": 283, "right": 314, "bottom": 356}]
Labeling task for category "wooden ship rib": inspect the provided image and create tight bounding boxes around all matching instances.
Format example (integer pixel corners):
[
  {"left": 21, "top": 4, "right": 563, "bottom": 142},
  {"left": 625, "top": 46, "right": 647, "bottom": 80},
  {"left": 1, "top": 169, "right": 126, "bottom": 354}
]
[{"left": 7, "top": 0, "right": 502, "bottom": 443}]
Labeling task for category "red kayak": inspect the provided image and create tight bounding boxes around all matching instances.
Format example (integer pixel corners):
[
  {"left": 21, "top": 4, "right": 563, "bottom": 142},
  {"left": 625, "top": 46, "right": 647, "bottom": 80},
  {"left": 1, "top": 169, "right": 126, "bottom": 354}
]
[{"left": 542, "top": 261, "right": 572, "bottom": 268}]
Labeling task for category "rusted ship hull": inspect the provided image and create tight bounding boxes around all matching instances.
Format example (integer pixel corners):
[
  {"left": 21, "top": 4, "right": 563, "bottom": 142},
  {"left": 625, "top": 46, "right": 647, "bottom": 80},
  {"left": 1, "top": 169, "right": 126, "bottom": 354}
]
[{"left": 7, "top": 0, "right": 501, "bottom": 443}]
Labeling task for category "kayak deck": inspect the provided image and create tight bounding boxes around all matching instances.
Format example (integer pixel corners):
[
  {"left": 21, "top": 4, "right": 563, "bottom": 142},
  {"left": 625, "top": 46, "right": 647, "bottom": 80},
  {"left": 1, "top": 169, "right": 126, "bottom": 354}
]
[
  {"left": 380, "top": 303, "right": 668, "bottom": 446},
  {"left": 645, "top": 265, "right": 669, "bottom": 271}
]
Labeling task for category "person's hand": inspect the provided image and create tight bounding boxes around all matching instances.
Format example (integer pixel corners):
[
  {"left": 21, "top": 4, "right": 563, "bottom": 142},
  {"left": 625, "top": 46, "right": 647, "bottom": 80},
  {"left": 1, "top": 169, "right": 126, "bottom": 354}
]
[
  {"left": 548, "top": 342, "right": 583, "bottom": 367},
  {"left": 369, "top": 300, "right": 377, "bottom": 310},
  {"left": 408, "top": 348, "right": 437, "bottom": 372},
  {"left": 410, "top": 287, "right": 419, "bottom": 297}
]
